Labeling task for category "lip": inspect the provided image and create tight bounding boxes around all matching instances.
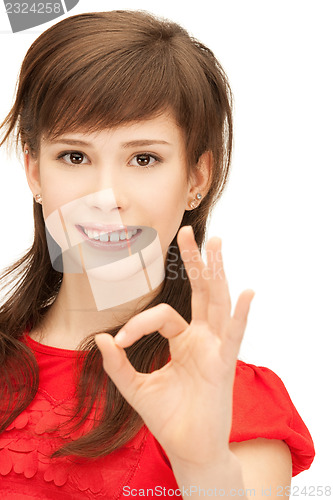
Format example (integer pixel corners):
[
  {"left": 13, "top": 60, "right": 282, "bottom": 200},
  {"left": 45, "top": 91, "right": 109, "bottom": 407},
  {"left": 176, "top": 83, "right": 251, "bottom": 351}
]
[
  {"left": 78, "top": 223, "right": 139, "bottom": 232},
  {"left": 75, "top": 224, "right": 142, "bottom": 251}
]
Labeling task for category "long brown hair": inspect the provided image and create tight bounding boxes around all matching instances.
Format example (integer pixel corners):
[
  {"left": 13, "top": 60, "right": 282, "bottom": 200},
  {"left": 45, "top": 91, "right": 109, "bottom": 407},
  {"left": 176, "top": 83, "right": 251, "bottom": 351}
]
[{"left": 0, "top": 10, "right": 233, "bottom": 459}]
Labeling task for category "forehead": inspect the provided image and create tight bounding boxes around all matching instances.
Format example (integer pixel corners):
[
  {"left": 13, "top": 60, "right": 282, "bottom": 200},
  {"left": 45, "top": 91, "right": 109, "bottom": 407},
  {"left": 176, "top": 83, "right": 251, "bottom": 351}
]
[{"left": 41, "top": 112, "right": 186, "bottom": 148}]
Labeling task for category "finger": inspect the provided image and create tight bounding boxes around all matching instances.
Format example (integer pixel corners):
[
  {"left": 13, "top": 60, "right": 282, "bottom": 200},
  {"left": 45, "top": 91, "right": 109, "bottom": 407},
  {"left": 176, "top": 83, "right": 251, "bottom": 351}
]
[
  {"left": 112, "top": 303, "right": 189, "bottom": 348},
  {"left": 220, "top": 290, "right": 255, "bottom": 372},
  {"left": 233, "top": 289, "right": 256, "bottom": 324},
  {"left": 95, "top": 333, "right": 145, "bottom": 405},
  {"left": 205, "top": 236, "right": 232, "bottom": 336},
  {"left": 177, "top": 226, "right": 209, "bottom": 324}
]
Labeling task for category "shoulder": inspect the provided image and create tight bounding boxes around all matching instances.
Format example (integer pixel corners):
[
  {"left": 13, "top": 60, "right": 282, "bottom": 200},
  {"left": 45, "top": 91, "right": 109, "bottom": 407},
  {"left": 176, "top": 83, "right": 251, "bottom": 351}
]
[
  {"left": 231, "top": 359, "right": 315, "bottom": 477},
  {"left": 233, "top": 360, "right": 295, "bottom": 425},
  {"left": 233, "top": 359, "right": 302, "bottom": 420}
]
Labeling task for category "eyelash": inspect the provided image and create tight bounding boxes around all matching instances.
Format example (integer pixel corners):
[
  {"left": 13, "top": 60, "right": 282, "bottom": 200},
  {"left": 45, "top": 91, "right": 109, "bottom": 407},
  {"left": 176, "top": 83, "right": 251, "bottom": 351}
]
[{"left": 56, "top": 150, "right": 162, "bottom": 170}]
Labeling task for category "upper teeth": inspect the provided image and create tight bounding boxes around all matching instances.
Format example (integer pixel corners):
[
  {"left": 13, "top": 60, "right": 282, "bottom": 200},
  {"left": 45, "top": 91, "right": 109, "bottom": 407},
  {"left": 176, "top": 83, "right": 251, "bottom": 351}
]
[{"left": 82, "top": 227, "right": 138, "bottom": 242}]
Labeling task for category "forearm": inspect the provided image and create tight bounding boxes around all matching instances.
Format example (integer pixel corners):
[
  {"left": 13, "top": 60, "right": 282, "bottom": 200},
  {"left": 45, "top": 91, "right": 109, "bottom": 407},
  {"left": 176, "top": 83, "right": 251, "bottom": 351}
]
[{"left": 170, "top": 452, "right": 248, "bottom": 499}]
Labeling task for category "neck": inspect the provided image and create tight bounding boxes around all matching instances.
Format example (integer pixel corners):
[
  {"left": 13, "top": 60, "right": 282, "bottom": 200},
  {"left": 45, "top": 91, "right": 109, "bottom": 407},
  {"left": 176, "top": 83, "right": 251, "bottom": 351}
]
[{"left": 29, "top": 270, "right": 163, "bottom": 350}]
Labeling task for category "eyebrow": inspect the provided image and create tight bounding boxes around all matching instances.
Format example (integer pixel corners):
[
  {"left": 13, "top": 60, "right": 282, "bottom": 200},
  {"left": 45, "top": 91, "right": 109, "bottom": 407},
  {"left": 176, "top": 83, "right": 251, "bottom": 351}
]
[{"left": 49, "top": 138, "right": 171, "bottom": 148}]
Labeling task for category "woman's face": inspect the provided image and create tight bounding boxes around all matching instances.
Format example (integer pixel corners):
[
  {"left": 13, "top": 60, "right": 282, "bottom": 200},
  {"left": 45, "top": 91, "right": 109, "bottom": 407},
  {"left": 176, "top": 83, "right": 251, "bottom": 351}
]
[{"left": 25, "top": 112, "right": 199, "bottom": 294}]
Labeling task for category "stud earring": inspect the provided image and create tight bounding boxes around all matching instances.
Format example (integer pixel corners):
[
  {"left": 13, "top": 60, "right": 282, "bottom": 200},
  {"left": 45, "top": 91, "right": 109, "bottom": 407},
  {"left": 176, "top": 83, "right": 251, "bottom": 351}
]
[
  {"left": 189, "top": 192, "right": 202, "bottom": 209},
  {"left": 34, "top": 194, "right": 42, "bottom": 204},
  {"left": 24, "top": 150, "right": 29, "bottom": 155}
]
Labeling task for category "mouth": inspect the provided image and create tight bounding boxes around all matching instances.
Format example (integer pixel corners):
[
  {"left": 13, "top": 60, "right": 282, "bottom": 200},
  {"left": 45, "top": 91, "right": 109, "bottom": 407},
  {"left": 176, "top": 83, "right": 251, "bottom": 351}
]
[{"left": 75, "top": 224, "right": 142, "bottom": 250}]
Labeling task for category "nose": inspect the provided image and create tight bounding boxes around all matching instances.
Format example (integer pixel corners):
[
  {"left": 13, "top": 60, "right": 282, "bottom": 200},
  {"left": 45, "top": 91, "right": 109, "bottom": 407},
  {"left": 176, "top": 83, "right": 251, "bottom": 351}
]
[{"left": 86, "top": 187, "right": 121, "bottom": 214}]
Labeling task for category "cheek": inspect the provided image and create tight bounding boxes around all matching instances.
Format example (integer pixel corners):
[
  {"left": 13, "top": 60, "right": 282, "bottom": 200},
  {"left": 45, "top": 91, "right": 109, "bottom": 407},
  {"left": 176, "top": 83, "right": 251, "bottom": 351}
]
[
  {"left": 40, "top": 170, "right": 82, "bottom": 219},
  {"left": 41, "top": 186, "right": 71, "bottom": 221},
  {"left": 149, "top": 179, "right": 188, "bottom": 247},
  {"left": 144, "top": 172, "right": 188, "bottom": 211}
]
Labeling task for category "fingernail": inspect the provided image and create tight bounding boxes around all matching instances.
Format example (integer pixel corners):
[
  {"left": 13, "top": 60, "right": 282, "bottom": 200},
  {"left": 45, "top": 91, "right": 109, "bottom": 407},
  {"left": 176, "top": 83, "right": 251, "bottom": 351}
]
[{"left": 114, "top": 330, "right": 126, "bottom": 346}]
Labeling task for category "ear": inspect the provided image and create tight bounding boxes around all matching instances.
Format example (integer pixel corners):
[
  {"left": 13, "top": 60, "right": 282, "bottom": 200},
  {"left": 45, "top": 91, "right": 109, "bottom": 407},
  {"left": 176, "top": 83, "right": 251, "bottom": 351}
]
[
  {"left": 23, "top": 144, "right": 41, "bottom": 198},
  {"left": 186, "top": 151, "right": 213, "bottom": 205}
]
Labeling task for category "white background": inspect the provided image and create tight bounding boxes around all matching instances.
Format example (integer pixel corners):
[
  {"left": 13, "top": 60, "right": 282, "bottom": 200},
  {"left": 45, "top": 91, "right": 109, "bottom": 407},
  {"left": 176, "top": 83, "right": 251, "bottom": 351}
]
[{"left": 0, "top": 0, "right": 332, "bottom": 492}]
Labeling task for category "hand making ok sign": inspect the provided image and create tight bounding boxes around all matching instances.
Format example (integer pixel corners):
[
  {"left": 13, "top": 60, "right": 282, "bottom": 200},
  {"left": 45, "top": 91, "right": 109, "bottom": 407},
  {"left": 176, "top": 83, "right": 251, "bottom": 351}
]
[{"left": 95, "top": 225, "right": 255, "bottom": 469}]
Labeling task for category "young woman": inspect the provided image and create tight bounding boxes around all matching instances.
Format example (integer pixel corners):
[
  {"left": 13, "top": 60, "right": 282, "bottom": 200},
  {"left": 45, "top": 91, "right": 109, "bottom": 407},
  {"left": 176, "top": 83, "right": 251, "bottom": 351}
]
[{"left": 0, "top": 10, "right": 315, "bottom": 499}]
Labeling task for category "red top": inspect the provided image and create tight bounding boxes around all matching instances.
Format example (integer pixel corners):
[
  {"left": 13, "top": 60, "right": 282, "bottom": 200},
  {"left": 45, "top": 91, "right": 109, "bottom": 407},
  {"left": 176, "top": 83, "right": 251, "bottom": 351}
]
[{"left": 0, "top": 329, "right": 315, "bottom": 499}]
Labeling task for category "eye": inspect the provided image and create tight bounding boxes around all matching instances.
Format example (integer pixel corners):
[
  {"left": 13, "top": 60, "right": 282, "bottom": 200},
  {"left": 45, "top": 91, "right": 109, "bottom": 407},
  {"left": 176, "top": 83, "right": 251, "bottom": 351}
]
[
  {"left": 129, "top": 153, "right": 160, "bottom": 169},
  {"left": 57, "top": 151, "right": 89, "bottom": 165}
]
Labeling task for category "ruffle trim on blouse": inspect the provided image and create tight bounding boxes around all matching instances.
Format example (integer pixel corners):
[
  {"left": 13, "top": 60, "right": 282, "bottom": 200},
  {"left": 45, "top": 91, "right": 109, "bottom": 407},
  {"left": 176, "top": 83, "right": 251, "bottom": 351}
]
[{"left": 1, "top": 391, "right": 148, "bottom": 496}]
